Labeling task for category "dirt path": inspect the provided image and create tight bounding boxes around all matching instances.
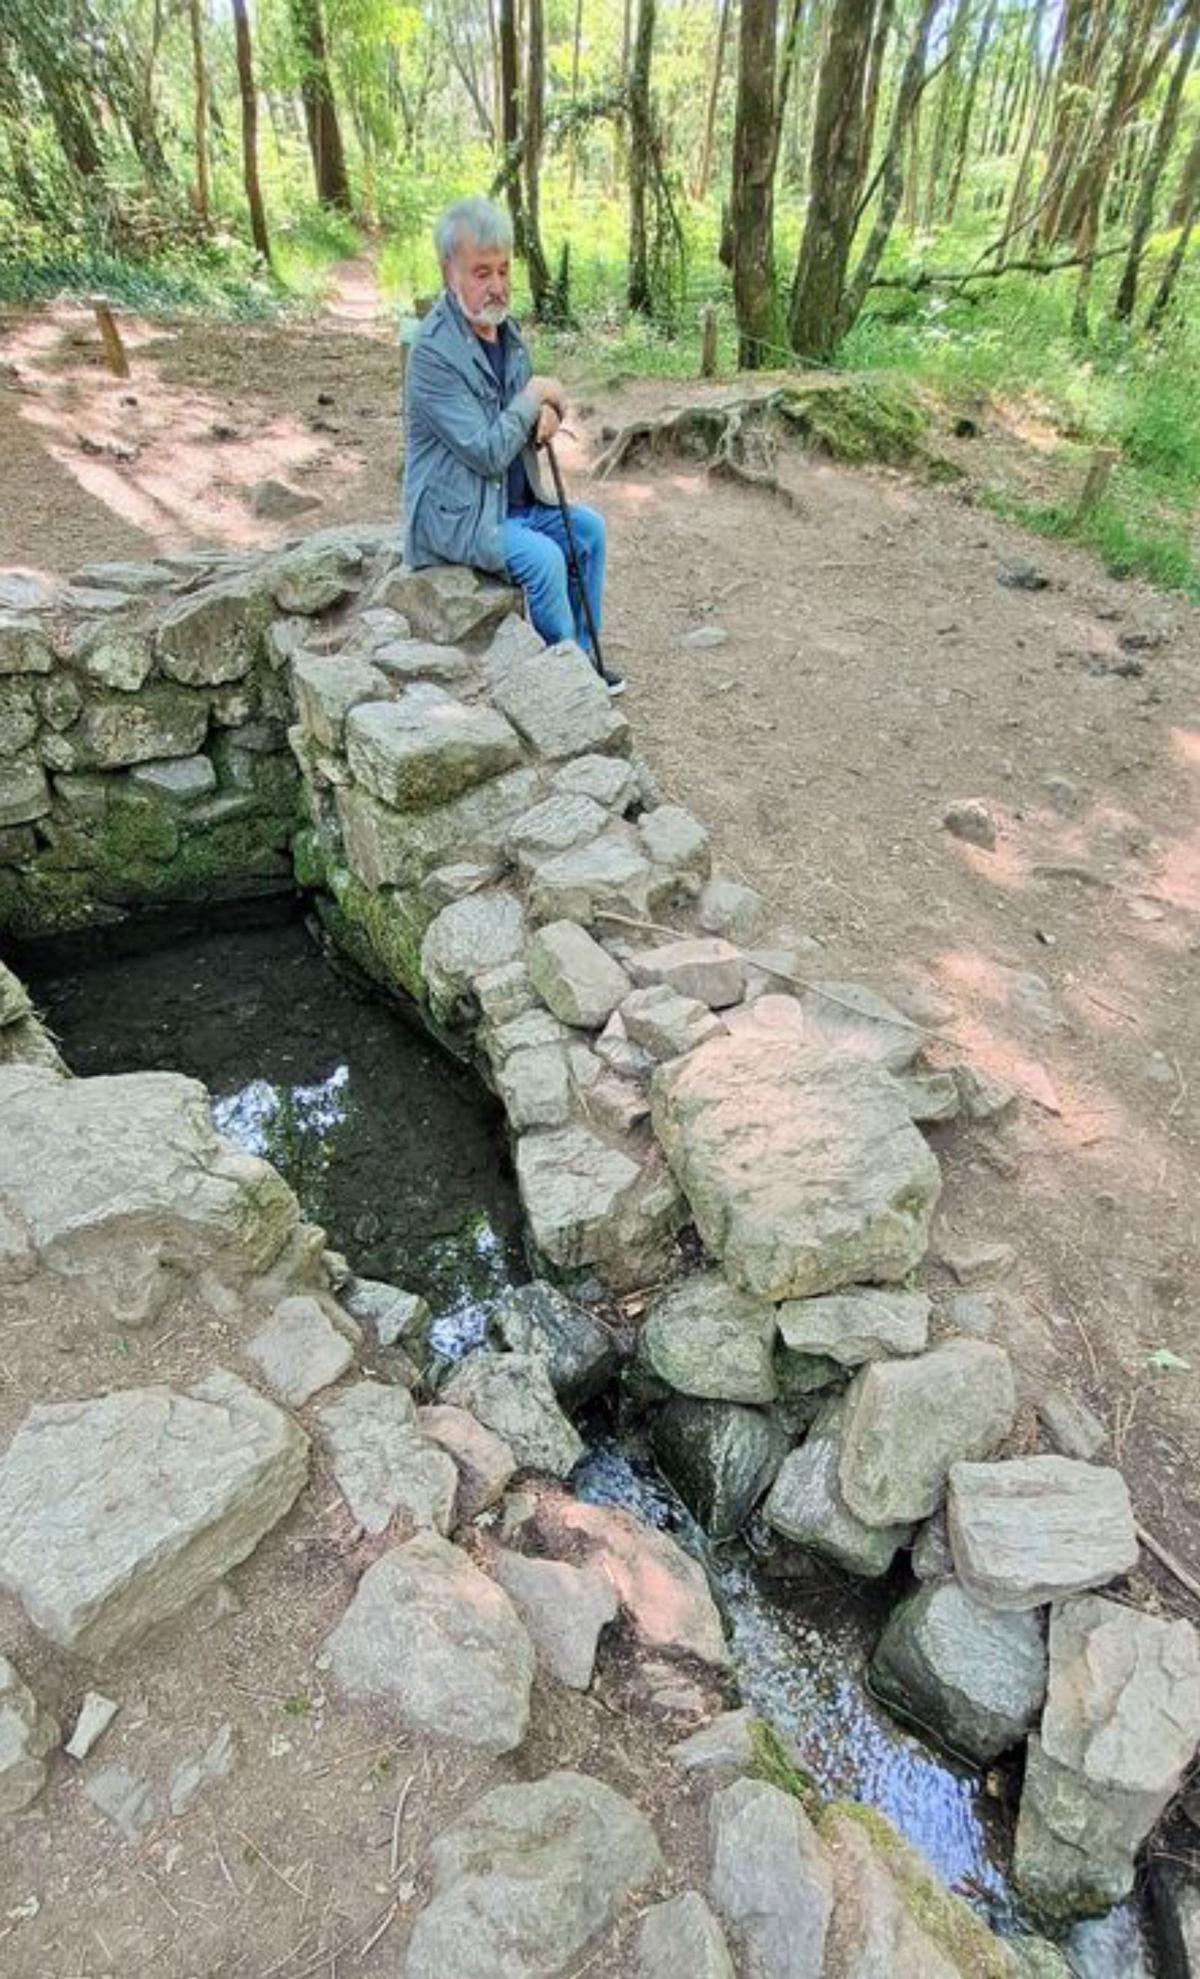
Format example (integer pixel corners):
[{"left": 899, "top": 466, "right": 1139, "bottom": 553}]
[{"left": 2, "top": 276, "right": 1199, "bottom": 1594}]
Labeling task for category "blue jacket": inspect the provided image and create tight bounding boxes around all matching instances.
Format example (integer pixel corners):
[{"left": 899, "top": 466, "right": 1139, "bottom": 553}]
[{"left": 403, "top": 290, "right": 552, "bottom": 575}]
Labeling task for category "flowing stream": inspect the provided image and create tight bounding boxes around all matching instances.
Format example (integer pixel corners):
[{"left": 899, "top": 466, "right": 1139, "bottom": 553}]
[{"left": 22, "top": 908, "right": 1152, "bottom": 1973}]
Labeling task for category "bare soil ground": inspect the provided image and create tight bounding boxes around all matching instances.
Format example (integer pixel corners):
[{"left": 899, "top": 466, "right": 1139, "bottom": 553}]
[{"left": 2, "top": 263, "right": 1200, "bottom": 1974}]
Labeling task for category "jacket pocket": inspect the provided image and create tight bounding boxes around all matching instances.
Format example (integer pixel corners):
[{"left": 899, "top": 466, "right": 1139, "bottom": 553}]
[{"left": 413, "top": 488, "right": 480, "bottom": 568}]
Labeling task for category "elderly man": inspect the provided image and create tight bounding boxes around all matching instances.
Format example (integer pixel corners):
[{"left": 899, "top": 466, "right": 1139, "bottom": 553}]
[{"left": 403, "top": 196, "right": 622, "bottom": 694}]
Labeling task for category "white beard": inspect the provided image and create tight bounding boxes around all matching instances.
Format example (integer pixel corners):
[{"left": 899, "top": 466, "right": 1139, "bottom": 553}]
[{"left": 453, "top": 284, "right": 508, "bottom": 329}]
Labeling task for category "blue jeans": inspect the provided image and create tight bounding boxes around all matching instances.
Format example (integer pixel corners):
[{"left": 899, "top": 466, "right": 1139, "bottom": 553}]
[{"left": 501, "top": 501, "right": 606, "bottom": 656}]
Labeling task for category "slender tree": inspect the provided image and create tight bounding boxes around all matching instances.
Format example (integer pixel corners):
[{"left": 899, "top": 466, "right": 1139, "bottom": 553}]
[
  {"left": 499, "top": 0, "right": 526, "bottom": 250},
  {"left": 187, "top": 0, "right": 211, "bottom": 223},
  {"left": 1147, "top": 158, "right": 1199, "bottom": 322},
  {"left": 1168, "top": 116, "right": 1200, "bottom": 218},
  {"left": 1116, "top": 0, "right": 1200, "bottom": 317},
  {"left": 289, "top": 0, "right": 353, "bottom": 208},
  {"left": 524, "top": 0, "right": 553, "bottom": 312},
  {"left": 945, "top": 0, "right": 999, "bottom": 218},
  {"left": 731, "top": 0, "right": 782, "bottom": 365},
  {"left": 695, "top": 0, "right": 733, "bottom": 200},
  {"left": 788, "top": 0, "right": 877, "bottom": 360},
  {"left": 627, "top": 0, "right": 657, "bottom": 312},
  {"left": 841, "top": 0, "right": 940, "bottom": 335},
  {"left": 231, "top": 0, "right": 271, "bottom": 262}
]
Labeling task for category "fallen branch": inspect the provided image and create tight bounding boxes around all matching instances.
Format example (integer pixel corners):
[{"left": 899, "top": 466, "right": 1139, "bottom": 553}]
[
  {"left": 869, "top": 242, "right": 1128, "bottom": 292},
  {"left": 1138, "top": 1521, "right": 1200, "bottom": 1606}
]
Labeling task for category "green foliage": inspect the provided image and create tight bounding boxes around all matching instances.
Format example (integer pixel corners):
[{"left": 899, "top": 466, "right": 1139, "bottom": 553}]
[{"left": 747, "top": 1717, "right": 823, "bottom": 1818}]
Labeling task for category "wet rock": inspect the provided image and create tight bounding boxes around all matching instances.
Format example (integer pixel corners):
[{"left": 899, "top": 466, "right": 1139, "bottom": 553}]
[
  {"left": 169, "top": 1720, "right": 236, "bottom": 1814},
  {"left": 343, "top": 1277, "right": 431, "bottom": 1357},
  {"left": 317, "top": 1382, "right": 457, "bottom": 1535},
  {"left": 1151, "top": 1866, "right": 1200, "bottom": 1979},
  {"left": 527, "top": 919, "right": 631, "bottom": 1028},
  {"left": 0, "top": 1653, "right": 58, "bottom": 1813},
  {"left": 710, "top": 1776, "right": 833, "bottom": 1979},
  {"left": 417, "top": 1405, "right": 516, "bottom": 1520},
  {"left": 621, "top": 983, "right": 725, "bottom": 1059},
  {"left": 157, "top": 571, "right": 274, "bottom": 685},
  {"left": 637, "top": 1890, "right": 736, "bottom": 1979},
  {"left": 496, "top": 1043, "right": 572, "bottom": 1129},
  {"left": 871, "top": 1579, "right": 1047, "bottom": 1762},
  {"left": 1065, "top": 1909, "right": 1153, "bottom": 1978},
  {"left": 292, "top": 653, "right": 389, "bottom": 750},
  {"left": 65, "top": 1691, "right": 118, "bottom": 1761},
  {"left": 0, "top": 1371, "right": 307, "bottom": 1657},
  {"left": 944, "top": 799, "right": 997, "bottom": 849},
  {"left": 528, "top": 823, "right": 665, "bottom": 926},
  {"left": 404, "top": 1771, "right": 661, "bottom": 1979},
  {"left": 1014, "top": 1732, "right": 1162, "bottom": 1917},
  {"left": 421, "top": 890, "right": 525, "bottom": 1019},
  {"left": 487, "top": 1548, "right": 618, "bottom": 1688},
  {"left": 821, "top": 1808, "right": 962, "bottom": 1978},
  {"left": 270, "top": 541, "right": 359, "bottom": 615},
  {"left": 638, "top": 805, "right": 711, "bottom": 882},
  {"left": 531, "top": 1488, "right": 729, "bottom": 1666},
  {"left": 383, "top": 564, "right": 519, "bottom": 644},
  {"left": 764, "top": 1394, "right": 913, "bottom": 1577},
  {"left": 323, "top": 1530, "right": 533, "bottom": 1752},
  {"left": 552, "top": 751, "right": 638, "bottom": 810},
  {"left": 246, "top": 1295, "right": 354, "bottom": 1407},
  {"left": 639, "top": 1271, "right": 777, "bottom": 1403},
  {"left": 76, "top": 684, "right": 210, "bottom": 768},
  {"left": 0, "top": 962, "right": 32, "bottom": 1028},
  {"left": 948, "top": 1456, "right": 1138, "bottom": 1609},
  {"left": 839, "top": 1340, "right": 1016, "bottom": 1526},
  {"left": 441, "top": 1350, "right": 584, "bottom": 1478},
  {"left": 491, "top": 1280, "right": 618, "bottom": 1410},
  {"left": 507, "top": 793, "right": 609, "bottom": 868},
  {"left": 345, "top": 687, "right": 521, "bottom": 811},
  {"left": 652, "top": 1030, "right": 941, "bottom": 1300},
  {"left": 486, "top": 638, "right": 629, "bottom": 759},
  {"left": 776, "top": 1287, "right": 930, "bottom": 1366},
  {"left": 629, "top": 936, "right": 744, "bottom": 1009},
  {"left": 651, "top": 1396, "right": 786, "bottom": 1538},
  {"left": 697, "top": 877, "right": 770, "bottom": 946},
  {"left": 129, "top": 755, "right": 217, "bottom": 804}
]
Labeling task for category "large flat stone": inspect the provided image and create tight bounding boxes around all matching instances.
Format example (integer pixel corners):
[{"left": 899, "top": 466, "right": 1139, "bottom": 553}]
[
  {"left": 292, "top": 652, "right": 389, "bottom": 749},
  {"left": 487, "top": 1548, "right": 618, "bottom": 1688},
  {"left": 764, "top": 1394, "right": 913, "bottom": 1578},
  {"left": 346, "top": 687, "right": 521, "bottom": 811},
  {"left": 776, "top": 1288, "right": 930, "bottom": 1365},
  {"left": 317, "top": 1381, "right": 458, "bottom": 1535},
  {"left": 871, "top": 1579, "right": 1047, "bottom": 1763},
  {"left": 486, "top": 641, "right": 630, "bottom": 760},
  {"left": 838, "top": 1340, "right": 1016, "bottom": 1526},
  {"left": 75, "top": 684, "right": 210, "bottom": 768},
  {"left": 246, "top": 1295, "right": 354, "bottom": 1406},
  {"left": 1041, "top": 1594, "right": 1200, "bottom": 1801},
  {"left": 0, "top": 1064, "right": 300, "bottom": 1325},
  {"left": 820, "top": 1809, "right": 963, "bottom": 1979},
  {"left": 404, "top": 1771, "right": 662, "bottom": 1978},
  {"left": 420, "top": 890, "right": 525, "bottom": 1019},
  {"left": 639, "top": 1270, "right": 778, "bottom": 1402},
  {"left": 0, "top": 1372, "right": 308, "bottom": 1657},
  {"left": 1014, "top": 1732, "right": 1163, "bottom": 1918},
  {"left": 528, "top": 824, "right": 667, "bottom": 926},
  {"left": 323, "top": 1530, "right": 533, "bottom": 1751},
  {"left": 629, "top": 937, "right": 744, "bottom": 1009},
  {"left": 441, "top": 1350, "right": 584, "bottom": 1477},
  {"left": 156, "top": 571, "right": 274, "bottom": 684},
  {"left": 508, "top": 793, "right": 610, "bottom": 868},
  {"left": 531, "top": 1487, "right": 730, "bottom": 1667},
  {"left": 652, "top": 1030, "right": 941, "bottom": 1301},
  {"left": 947, "top": 1457, "right": 1139, "bottom": 1609},
  {"left": 710, "top": 1777, "right": 833, "bottom": 1979},
  {"left": 515, "top": 1123, "right": 642, "bottom": 1271},
  {"left": 380, "top": 564, "right": 519, "bottom": 643},
  {"left": 335, "top": 767, "right": 541, "bottom": 891}
]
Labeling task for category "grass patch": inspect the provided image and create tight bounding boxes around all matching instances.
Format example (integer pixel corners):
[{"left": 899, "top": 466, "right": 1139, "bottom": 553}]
[{"left": 747, "top": 1717, "right": 823, "bottom": 1819}]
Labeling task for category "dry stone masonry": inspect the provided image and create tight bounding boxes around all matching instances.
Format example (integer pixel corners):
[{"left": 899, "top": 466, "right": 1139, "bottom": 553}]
[{"left": 1, "top": 531, "right": 1197, "bottom": 1973}]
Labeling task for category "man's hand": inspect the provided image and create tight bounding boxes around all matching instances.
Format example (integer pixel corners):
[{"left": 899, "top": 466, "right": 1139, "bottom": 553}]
[
  {"left": 529, "top": 374, "right": 567, "bottom": 415},
  {"left": 535, "top": 403, "right": 561, "bottom": 447}
]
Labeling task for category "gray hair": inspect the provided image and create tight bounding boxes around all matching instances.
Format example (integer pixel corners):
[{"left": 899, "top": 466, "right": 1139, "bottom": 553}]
[{"left": 433, "top": 196, "right": 513, "bottom": 265}]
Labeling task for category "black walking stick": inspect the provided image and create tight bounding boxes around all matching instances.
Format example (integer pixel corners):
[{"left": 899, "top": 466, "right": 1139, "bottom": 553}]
[{"left": 542, "top": 437, "right": 607, "bottom": 681}]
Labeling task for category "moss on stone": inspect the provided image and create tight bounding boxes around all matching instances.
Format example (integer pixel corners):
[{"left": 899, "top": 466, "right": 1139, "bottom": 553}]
[
  {"left": 780, "top": 379, "right": 930, "bottom": 467},
  {"left": 747, "top": 1718, "right": 823, "bottom": 1821},
  {"left": 819, "top": 1800, "right": 1018, "bottom": 1979}
]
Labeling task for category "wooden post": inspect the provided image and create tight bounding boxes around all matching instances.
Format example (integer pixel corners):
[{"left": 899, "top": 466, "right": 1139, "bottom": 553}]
[
  {"left": 700, "top": 301, "right": 719, "bottom": 377},
  {"left": 91, "top": 298, "right": 130, "bottom": 378},
  {"left": 1076, "top": 445, "right": 1118, "bottom": 520}
]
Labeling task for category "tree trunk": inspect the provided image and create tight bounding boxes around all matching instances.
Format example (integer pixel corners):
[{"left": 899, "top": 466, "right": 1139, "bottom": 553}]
[
  {"left": 695, "top": 0, "right": 733, "bottom": 200},
  {"left": 788, "top": 0, "right": 877, "bottom": 360},
  {"left": 187, "top": 0, "right": 211, "bottom": 223},
  {"left": 1056, "top": 0, "right": 1171, "bottom": 257},
  {"left": 1000, "top": 2, "right": 1063, "bottom": 244},
  {"left": 945, "top": 0, "right": 999, "bottom": 219},
  {"left": 732, "top": 0, "right": 781, "bottom": 366},
  {"left": 859, "top": 0, "right": 896, "bottom": 194},
  {"left": 1169, "top": 118, "right": 1200, "bottom": 222},
  {"left": 524, "top": 0, "right": 554, "bottom": 311},
  {"left": 627, "top": 0, "right": 657, "bottom": 313},
  {"left": 922, "top": 0, "right": 971, "bottom": 225},
  {"left": 1147, "top": 168, "right": 1199, "bottom": 325},
  {"left": 841, "top": 0, "right": 940, "bottom": 336},
  {"left": 289, "top": 0, "right": 353, "bottom": 209},
  {"left": 568, "top": 0, "right": 585, "bottom": 189},
  {"left": 499, "top": 0, "right": 527, "bottom": 252},
  {"left": 231, "top": 0, "right": 271, "bottom": 262},
  {"left": 1037, "top": 0, "right": 1111, "bottom": 243},
  {"left": 1115, "top": 0, "right": 1200, "bottom": 319}
]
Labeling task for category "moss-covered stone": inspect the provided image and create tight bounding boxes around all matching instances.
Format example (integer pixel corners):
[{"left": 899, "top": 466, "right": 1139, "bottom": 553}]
[
  {"left": 779, "top": 379, "right": 930, "bottom": 466},
  {"left": 320, "top": 867, "right": 434, "bottom": 1003},
  {"left": 818, "top": 1800, "right": 1018, "bottom": 1979},
  {"left": 747, "top": 1717, "right": 823, "bottom": 1821}
]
